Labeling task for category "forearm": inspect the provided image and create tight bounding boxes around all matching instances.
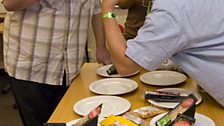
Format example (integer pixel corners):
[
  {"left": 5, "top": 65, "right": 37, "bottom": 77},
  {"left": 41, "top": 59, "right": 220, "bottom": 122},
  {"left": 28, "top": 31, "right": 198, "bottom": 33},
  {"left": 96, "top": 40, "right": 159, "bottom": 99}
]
[
  {"left": 2, "top": 0, "right": 40, "bottom": 11},
  {"left": 92, "top": 13, "right": 106, "bottom": 48},
  {"left": 92, "top": 13, "right": 111, "bottom": 65},
  {"left": 102, "top": 0, "right": 139, "bottom": 75}
]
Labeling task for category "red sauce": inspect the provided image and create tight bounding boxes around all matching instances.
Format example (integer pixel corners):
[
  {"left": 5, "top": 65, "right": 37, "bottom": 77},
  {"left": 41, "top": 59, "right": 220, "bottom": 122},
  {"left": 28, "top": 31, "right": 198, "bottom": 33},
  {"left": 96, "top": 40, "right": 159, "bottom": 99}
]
[
  {"left": 173, "top": 120, "right": 191, "bottom": 126},
  {"left": 88, "top": 106, "right": 101, "bottom": 118},
  {"left": 181, "top": 98, "right": 194, "bottom": 108}
]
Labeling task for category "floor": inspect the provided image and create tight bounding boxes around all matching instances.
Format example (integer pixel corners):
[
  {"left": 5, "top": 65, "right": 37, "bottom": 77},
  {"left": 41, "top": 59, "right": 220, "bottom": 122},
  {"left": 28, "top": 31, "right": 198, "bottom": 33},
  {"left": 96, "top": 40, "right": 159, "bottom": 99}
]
[{"left": 0, "top": 71, "right": 23, "bottom": 126}]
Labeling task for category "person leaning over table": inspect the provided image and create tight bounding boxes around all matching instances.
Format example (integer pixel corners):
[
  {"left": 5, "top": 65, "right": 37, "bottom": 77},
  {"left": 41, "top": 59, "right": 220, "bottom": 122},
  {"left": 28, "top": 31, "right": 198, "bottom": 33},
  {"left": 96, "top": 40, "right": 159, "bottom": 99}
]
[
  {"left": 117, "top": 0, "right": 179, "bottom": 71},
  {"left": 102, "top": 0, "right": 224, "bottom": 107},
  {"left": 117, "top": 0, "right": 148, "bottom": 40},
  {"left": 1, "top": 0, "right": 111, "bottom": 126}
]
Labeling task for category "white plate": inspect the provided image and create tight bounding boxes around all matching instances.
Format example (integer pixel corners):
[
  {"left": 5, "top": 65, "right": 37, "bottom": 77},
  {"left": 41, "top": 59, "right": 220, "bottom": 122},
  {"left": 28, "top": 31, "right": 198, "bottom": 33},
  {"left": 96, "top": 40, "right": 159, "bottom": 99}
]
[
  {"left": 96, "top": 64, "right": 139, "bottom": 78},
  {"left": 150, "top": 113, "right": 215, "bottom": 126},
  {"left": 148, "top": 88, "right": 202, "bottom": 109},
  {"left": 66, "top": 117, "right": 105, "bottom": 126},
  {"left": 140, "top": 70, "right": 187, "bottom": 86},
  {"left": 73, "top": 96, "right": 131, "bottom": 117},
  {"left": 89, "top": 78, "right": 138, "bottom": 95}
]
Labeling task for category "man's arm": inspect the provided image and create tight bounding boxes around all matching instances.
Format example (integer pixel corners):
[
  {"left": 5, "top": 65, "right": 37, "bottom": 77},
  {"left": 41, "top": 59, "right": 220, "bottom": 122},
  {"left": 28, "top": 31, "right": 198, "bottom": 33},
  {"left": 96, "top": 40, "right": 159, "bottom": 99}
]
[
  {"left": 92, "top": 13, "right": 112, "bottom": 65},
  {"left": 102, "top": 0, "right": 140, "bottom": 75},
  {"left": 2, "top": 0, "right": 39, "bottom": 11}
]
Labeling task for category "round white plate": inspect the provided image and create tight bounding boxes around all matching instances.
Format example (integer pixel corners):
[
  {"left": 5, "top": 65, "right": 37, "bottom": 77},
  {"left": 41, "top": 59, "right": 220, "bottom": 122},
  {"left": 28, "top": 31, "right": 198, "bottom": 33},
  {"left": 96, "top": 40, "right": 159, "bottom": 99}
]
[
  {"left": 89, "top": 78, "right": 138, "bottom": 95},
  {"left": 96, "top": 64, "right": 139, "bottom": 78},
  {"left": 140, "top": 70, "right": 187, "bottom": 86},
  {"left": 150, "top": 113, "right": 215, "bottom": 126},
  {"left": 73, "top": 96, "right": 131, "bottom": 117},
  {"left": 66, "top": 117, "right": 105, "bottom": 126},
  {"left": 147, "top": 88, "right": 202, "bottom": 109}
]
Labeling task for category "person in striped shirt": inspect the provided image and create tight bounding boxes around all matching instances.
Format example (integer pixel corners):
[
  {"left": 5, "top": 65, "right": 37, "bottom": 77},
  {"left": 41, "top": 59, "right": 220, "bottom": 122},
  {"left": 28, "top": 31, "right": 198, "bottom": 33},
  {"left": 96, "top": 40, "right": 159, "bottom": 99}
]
[{"left": 2, "top": 0, "right": 111, "bottom": 125}]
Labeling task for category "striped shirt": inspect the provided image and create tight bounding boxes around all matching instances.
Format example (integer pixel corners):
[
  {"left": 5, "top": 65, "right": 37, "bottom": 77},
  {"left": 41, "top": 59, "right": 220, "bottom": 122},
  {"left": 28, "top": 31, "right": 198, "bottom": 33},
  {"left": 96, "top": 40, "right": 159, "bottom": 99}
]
[{"left": 3, "top": 0, "right": 101, "bottom": 86}]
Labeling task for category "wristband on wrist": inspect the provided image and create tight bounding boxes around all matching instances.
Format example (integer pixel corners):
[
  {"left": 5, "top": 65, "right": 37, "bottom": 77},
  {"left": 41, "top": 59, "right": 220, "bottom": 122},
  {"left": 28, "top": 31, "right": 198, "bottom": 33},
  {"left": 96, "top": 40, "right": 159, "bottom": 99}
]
[{"left": 102, "top": 12, "right": 116, "bottom": 19}]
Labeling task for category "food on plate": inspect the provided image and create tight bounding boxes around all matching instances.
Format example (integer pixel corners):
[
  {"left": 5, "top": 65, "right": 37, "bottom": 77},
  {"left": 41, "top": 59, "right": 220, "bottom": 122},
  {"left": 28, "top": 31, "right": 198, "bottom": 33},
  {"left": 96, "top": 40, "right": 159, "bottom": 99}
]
[
  {"left": 144, "top": 90, "right": 189, "bottom": 102},
  {"left": 122, "top": 112, "right": 144, "bottom": 125},
  {"left": 155, "top": 96, "right": 196, "bottom": 126},
  {"left": 100, "top": 114, "right": 138, "bottom": 126},
  {"left": 75, "top": 104, "right": 103, "bottom": 126},
  {"left": 171, "top": 114, "right": 195, "bottom": 126},
  {"left": 154, "top": 90, "right": 187, "bottom": 96},
  {"left": 106, "top": 64, "right": 118, "bottom": 75},
  {"left": 133, "top": 106, "right": 164, "bottom": 119}
]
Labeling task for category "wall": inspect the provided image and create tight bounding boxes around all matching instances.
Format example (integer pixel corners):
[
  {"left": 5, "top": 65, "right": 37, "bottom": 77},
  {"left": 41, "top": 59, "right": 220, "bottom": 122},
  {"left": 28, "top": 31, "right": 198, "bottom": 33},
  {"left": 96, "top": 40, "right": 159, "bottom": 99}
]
[{"left": 0, "top": 4, "right": 6, "bottom": 13}]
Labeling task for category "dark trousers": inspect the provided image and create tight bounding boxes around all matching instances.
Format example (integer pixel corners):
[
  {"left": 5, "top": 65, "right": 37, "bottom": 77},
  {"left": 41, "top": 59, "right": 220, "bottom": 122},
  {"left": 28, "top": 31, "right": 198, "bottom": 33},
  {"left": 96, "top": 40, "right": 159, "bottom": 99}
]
[{"left": 9, "top": 76, "right": 68, "bottom": 126}]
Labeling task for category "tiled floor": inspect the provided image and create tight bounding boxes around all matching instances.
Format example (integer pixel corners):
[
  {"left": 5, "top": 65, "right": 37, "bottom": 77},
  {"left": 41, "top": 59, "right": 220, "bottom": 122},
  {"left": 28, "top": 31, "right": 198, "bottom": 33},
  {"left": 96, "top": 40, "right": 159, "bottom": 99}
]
[{"left": 0, "top": 72, "right": 23, "bottom": 126}]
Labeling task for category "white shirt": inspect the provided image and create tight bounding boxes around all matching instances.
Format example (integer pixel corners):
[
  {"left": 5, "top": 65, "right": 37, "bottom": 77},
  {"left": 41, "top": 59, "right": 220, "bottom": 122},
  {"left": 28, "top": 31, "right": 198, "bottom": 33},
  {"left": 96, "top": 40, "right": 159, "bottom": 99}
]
[{"left": 126, "top": 0, "right": 224, "bottom": 106}]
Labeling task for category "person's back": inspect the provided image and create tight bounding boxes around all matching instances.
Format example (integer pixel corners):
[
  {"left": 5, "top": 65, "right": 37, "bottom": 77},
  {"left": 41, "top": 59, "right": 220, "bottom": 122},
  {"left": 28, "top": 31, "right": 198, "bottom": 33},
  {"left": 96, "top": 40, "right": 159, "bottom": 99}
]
[
  {"left": 171, "top": 0, "right": 224, "bottom": 106},
  {"left": 126, "top": 0, "right": 224, "bottom": 106}
]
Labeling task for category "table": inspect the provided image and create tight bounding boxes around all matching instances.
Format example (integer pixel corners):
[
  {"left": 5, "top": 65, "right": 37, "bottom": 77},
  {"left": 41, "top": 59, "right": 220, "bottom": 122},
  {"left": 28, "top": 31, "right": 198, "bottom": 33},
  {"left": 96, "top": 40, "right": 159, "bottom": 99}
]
[
  {"left": 48, "top": 63, "right": 224, "bottom": 125},
  {"left": 0, "top": 13, "right": 5, "bottom": 33},
  {"left": 0, "top": 22, "right": 3, "bottom": 34}
]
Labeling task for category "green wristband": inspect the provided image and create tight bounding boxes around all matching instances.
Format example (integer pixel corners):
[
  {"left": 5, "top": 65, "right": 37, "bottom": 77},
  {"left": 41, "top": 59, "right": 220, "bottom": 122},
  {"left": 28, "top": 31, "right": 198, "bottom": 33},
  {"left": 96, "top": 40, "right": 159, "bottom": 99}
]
[{"left": 102, "top": 12, "right": 116, "bottom": 19}]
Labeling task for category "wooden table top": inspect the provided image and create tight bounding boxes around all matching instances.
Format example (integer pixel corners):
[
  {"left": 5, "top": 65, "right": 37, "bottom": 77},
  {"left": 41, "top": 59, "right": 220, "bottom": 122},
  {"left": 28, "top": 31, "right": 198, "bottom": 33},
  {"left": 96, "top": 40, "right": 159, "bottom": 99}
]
[
  {"left": 0, "top": 22, "right": 3, "bottom": 34},
  {"left": 48, "top": 63, "right": 224, "bottom": 125},
  {"left": 0, "top": 13, "right": 5, "bottom": 33}
]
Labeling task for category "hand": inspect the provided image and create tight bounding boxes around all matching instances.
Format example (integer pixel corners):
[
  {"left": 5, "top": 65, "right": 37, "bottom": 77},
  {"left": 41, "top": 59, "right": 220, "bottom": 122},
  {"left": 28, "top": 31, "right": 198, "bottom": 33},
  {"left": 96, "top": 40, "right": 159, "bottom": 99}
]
[
  {"left": 96, "top": 46, "right": 112, "bottom": 65},
  {"left": 102, "top": 0, "right": 118, "bottom": 13}
]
